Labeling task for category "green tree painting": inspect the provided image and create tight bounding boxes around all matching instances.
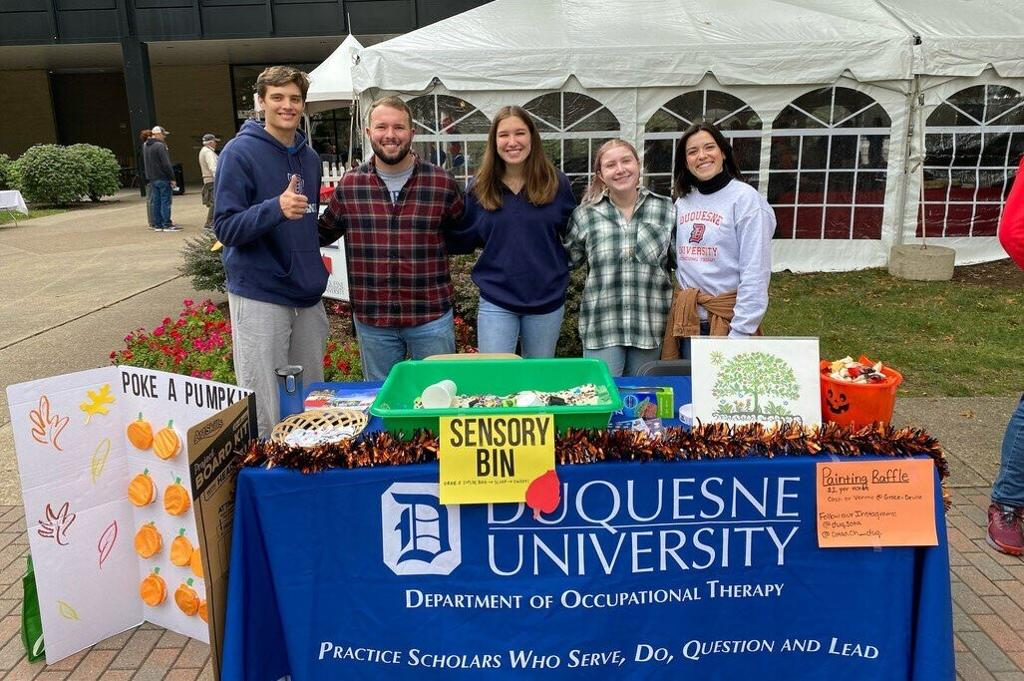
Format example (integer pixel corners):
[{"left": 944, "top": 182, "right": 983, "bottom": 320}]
[{"left": 710, "top": 351, "right": 800, "bottom": 418}]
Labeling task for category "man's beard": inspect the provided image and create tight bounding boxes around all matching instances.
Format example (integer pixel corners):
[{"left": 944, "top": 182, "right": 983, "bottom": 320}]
[{"left": 371, "top": 138, "right": 412, "bottom": 165}]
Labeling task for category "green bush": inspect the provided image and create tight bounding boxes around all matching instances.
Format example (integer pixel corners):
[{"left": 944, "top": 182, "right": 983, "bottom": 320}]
[
  {"left": 179, "top": 230, "right": 226, "bottom": 293},
  {"left": 15, "top": 145, "right": 88, "bottom": 206},
  {"left": 68, "top": 144, "right": 120, "bottom": 202},
  {"left": 0, "top": 154, "right": 17, "bottom": 191}
]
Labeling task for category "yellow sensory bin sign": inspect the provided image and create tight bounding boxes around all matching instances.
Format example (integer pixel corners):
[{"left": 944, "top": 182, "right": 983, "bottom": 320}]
[{"left": 439, "top": 414, "right": 554, "bottom": 505}]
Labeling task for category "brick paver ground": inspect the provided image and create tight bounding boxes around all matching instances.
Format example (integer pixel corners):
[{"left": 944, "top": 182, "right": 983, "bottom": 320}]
[{"left": 0, "top": 484, "right": 1016, "bottom": 678}]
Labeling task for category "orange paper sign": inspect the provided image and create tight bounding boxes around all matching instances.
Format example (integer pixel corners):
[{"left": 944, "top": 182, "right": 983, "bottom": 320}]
[{"left": 816, "top": 459, "right": 938, "bottom": 548}]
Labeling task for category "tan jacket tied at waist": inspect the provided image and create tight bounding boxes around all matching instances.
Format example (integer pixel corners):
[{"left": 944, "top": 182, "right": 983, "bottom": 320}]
[{"left": 661, "top": 287, "right": 761, "bottom": 359}]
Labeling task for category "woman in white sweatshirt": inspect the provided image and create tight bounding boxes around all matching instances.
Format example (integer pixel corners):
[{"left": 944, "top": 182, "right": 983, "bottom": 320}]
[{"left": 662, "top": 122, "right": 776, "bottom": 358}]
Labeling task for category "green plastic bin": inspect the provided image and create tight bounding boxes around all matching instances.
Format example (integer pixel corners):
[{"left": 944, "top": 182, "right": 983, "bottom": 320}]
[{"left": 370, "top": 358, "right": 622, "bottom": 436}]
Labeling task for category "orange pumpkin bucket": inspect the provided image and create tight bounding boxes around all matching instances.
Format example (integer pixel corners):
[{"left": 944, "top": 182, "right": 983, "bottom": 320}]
[{"left": 819, "top": 355, "right": 903, "bottom": 428}]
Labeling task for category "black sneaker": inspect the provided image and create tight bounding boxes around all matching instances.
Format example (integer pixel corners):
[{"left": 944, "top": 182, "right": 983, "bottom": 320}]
[{"left": 162, "top": 225, "right": 183, "bottom": 232}]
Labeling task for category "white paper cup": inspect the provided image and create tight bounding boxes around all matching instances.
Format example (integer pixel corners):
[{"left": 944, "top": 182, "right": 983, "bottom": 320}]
[{"left": 421, "top": 380, "right": 457, "bottom": 409}]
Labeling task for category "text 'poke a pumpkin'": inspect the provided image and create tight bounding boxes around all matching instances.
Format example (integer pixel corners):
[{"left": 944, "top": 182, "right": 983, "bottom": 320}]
[
  {"left": 154, "top": 420, "right": 180, "bottom": 460},
  {"left": 170, "top": 529, "right": 194, "bottom": 567},
  {"left": 164, "top": 478, "right": 191, "bottom": 516},
  {"left": 198, "top": 599, "right": 208, "bottom": 623},
  {"left": 128, "top": 470, "right": 156, "bottom": 507},
  {"left": 175, "top": 578, "right": 200, "bottom": 616},
  {"left": 127, "top": 413, "right": 153, "bottom": 450},
  {"left": 140, "top": 568, "right": 166, "bottom": 606},
  {"left": 134, "top": 522, "right": 162, "bottom": 559},
  {"left": 190, "top": 547, "right": 204, "bottom": 579}
]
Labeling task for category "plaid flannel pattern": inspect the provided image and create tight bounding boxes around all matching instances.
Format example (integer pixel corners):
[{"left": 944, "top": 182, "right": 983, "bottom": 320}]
[
  {"left": 319, "top": 157, "right": 465, "bottom": 327},
  {"left": 563, "top": 189, "right": 676, "bottom": 350}
]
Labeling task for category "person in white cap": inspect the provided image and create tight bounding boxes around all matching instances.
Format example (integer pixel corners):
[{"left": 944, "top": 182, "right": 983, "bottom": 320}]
[
  {"left": 198, "top": 133, "right": 220, "bottom": 229},
  {"left": 143, "top": 125, "right": 179, "bottom": 231}
]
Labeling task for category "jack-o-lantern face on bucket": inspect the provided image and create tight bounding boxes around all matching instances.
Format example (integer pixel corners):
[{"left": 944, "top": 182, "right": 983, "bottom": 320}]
[{"left": 825, "top": 387, "right": 850, "bottom": 414}]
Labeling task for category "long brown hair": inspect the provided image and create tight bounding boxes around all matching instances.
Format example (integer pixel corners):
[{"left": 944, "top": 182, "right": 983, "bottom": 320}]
[
  {"left": 472, "top": 106, "right": 559, "bottom": 211},
  {"left": 581, "top": 139, "right": 640, "bottom": 205},
  {"left": 671, "top": 121, "right": 742, "bottom": 198}
]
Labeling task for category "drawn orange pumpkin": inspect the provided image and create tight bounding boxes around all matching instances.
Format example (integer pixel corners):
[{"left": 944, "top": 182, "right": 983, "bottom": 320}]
[
  {"left": 175, "top": 578, "right": 200, "bottom": 616},
  {"left": 140, "top": 568, "right": 166, "bottom": 606},
  {"left": 134, "top": 522, "right": 162, "bottom": 559},
  {"left": 154, "top": 420, "right": 180, "bottom": 460},
  {"left": 190, "top": 547, "right": 203, "bottom": 579},
  {"left": 163, "top": 478, "right": 191, "bottom": 516},
  {"left": 198, "top": 599, "right": 208, "bottom": 623},
  {"left": 128, "top": 470, "right": 156, "bottom": 507},
  {"left": 170, "top": 529, "right": 193, "bottom": 567},
  {"left": 127, "top": 413, "right": 153, "bottom": 450}
]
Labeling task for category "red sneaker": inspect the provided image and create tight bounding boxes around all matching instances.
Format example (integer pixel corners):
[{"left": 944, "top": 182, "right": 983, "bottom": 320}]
[{"left": 987, "top": 503, "right": 1024, "bottom": 556}]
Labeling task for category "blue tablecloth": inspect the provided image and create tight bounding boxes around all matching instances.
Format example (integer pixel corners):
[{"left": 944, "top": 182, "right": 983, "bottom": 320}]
[{"left": 223, "top": 421, "right": 953, "bottom": 680}]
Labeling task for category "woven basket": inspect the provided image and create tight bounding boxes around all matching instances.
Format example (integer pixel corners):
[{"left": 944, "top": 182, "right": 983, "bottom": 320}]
[{"left": 270, "top": 409, "right": 369, "bottom": 447}]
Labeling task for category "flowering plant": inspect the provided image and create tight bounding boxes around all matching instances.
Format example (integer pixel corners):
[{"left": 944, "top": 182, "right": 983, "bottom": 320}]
[
  {"left": 112, "top": 299, "right": 235, "bottom": 384},
  {"left": 323, "top": 338, "right": 363, "bottom": 381},
  {"left": 454, "top": 313, "right": 477, "bottom": 354}
]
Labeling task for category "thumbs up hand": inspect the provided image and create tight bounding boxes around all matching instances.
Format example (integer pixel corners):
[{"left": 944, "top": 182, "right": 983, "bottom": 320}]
[{"left": 279, "top": 174, "right": 309, "bottom": 220}]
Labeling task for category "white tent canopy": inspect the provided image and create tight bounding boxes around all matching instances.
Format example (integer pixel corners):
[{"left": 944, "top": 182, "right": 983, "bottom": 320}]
[
  {"left": 877, "top": 0, "right": 1024, "bottom": 77},
  {"left": 307, "top": 34, "right": 363, "bottom": 114},
  {"left": 348, "top": 0, "right": 1024, "bottom": 271},
  {"left": 352, "top": 0, "right": 914, "bottom": 92}
]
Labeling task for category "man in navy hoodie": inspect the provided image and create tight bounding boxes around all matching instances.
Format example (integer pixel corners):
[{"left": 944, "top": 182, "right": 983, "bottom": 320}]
[{"left": 213, "top": 66, "right": 327, "bottom": 437}]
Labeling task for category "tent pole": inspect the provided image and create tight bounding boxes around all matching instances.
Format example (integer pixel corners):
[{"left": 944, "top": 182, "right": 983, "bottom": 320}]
[{"left": 893, "top": 77, "right": 922, "bottom": 249}]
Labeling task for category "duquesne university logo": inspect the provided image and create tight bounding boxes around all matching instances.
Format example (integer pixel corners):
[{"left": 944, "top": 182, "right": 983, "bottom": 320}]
[{"left": 381, "top": 483, "right": 461, "bottom": 575}]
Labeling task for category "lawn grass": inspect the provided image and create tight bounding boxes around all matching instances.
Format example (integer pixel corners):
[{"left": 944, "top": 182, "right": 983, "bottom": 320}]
[
  {"left": 0, "top": 207, "right": 67, "bottom": 226},
  {"left": 765, "top": 262, "right": 1023, "bottom": 397}
]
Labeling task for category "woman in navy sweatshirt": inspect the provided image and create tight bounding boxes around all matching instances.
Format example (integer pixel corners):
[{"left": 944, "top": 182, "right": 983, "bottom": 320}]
[{"left": 463, "top": 105, "right": 577, "bottom": 356}]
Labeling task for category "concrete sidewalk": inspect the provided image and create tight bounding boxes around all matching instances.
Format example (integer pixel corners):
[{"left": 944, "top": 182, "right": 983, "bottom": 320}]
[{"left": 0, "top": 197, "right": 1021, "bottom": 679}]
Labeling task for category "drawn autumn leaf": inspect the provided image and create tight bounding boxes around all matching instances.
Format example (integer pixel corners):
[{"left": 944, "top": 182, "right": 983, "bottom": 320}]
[
  {"left": 37, "top": 502, "right": 76, "bottom": 546},
  {"left": 57, "top": 600, "right": 80, "bottom": 621},
  {"left": 79, "top": 384, "right": 115, "bottom": 424},
  {"left": 28, "top": 396, "right": 70, "bottom": 451},
  {"left": 90, "top": 438, "right": 111, "bottom": 483},
  {"left": 97, "top": 521, "right": 118, "bottom": 569}
]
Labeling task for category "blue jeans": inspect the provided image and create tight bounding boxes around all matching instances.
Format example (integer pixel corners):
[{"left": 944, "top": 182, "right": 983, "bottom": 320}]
[
  {"left": 584, "top": 346, "right": 661, "bottom": 377},
  {"left": 149, "top": 180, "right": 172, "bottom": 227},
  {"left": 477, "top": 297, "right": 564, "bottom": 357},
  {"left": 992, "top": 394, "right": 1024, "bottom": 508},
  {"left": 354, "top": 309, "right": 455, "bottom": 381}
]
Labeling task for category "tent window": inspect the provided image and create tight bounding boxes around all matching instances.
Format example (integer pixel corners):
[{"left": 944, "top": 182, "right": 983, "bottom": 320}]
[
  {"left": 769, "top": 86, "right": 891, "bottom": 240},
  {"left": 523, "top": 93, "right": 621, "bottom": 200},
  {"left": 920, "top": 84, "right": 1024, "bottom": 238},
  {"left": 642, "top": 90, "right": 763, "bottom": 197},
  {"left": 406, "top": 94, "right": 491, "bottom": 187}
]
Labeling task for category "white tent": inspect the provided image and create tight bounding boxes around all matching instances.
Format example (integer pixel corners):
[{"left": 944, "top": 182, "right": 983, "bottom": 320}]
[
  {"left": 350, "top": 0, "right": 1023, "bottom": 271},
  {"left": 307, "top": 34, "right": 363, "bottom": 114}
]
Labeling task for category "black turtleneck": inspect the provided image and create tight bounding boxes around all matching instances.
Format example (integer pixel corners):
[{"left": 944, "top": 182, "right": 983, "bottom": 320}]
[{"left": 693, "top": 170, "right": 731, "bottom": 195}]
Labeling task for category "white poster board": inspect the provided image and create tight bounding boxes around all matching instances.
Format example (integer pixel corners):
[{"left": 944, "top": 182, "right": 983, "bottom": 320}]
[
  {"left": 320, "top": 240, "right": 349, "bottom": 302},
  {"left": 690, "top": 337, "right": 822, "bottom": 428},
  {"left": 6, "top": 366, "right": 250, "bottom": 664}
]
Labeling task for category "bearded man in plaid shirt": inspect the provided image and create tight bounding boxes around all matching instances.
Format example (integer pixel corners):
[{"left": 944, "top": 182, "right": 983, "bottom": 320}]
[{"left": 318, "top": 96, "right": 467, "bottom": 380}]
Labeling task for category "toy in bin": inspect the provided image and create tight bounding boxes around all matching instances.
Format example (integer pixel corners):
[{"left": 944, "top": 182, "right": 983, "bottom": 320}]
[{"left": 820, "top": 355, "right": 903, "bottom": 428}]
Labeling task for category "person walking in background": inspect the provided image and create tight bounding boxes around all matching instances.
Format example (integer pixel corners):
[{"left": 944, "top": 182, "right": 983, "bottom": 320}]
[
  {"left": 143, "top": 125, "right": 179, "bottom": 232},
  {"left": 563, "top": 139, "right": 675, "bottom": 376},
  {"left": 138, "top": 129, "right": 156, "bottom": 230},
  {"left": 461, "top": 105, "right": 576, "bottom": 357},
  {"left": 198, "top": 133, "right": 220, "bottom": 230},
  {"left": 213, "top": 66, "right": 327, "bottom": 437},
  {"left": 663, "top": 121, "right": 775, "bottom": 359},
  {"left": 987, "top": 153, "right": 1024, "bottom": 556},
  {"left": 318, "top": 96, "right": 465, "bottom": 381}
]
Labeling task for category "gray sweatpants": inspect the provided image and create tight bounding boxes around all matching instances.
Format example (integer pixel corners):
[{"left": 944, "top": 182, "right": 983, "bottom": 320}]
[{"left": 228, "top": 293, "right": 328, "bottom": 438}]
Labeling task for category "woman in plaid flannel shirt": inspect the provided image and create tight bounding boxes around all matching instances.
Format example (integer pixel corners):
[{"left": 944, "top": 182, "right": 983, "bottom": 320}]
[{"left": 563, "top": 139, "right": 676, "bottom": 376}]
